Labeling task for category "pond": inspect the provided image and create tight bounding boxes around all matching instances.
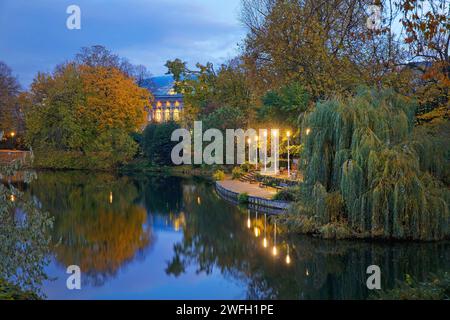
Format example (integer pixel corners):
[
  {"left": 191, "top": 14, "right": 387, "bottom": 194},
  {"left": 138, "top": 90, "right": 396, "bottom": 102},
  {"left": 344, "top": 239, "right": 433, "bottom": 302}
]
[{"left": 5, "top": 171, "right": 450, "bottom": 299}]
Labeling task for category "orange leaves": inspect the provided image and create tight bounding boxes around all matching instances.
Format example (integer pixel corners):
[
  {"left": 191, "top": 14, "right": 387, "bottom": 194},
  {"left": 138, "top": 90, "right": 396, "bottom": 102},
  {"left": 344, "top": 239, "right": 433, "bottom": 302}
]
[{"left": 78, "top": 65, "right": 151, "bottom": 133}]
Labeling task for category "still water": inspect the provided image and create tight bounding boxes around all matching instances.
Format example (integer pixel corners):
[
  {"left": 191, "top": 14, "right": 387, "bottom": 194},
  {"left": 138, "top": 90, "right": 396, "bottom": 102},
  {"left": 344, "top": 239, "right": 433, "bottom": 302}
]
[{"left": 11, "top": 172, "right": 450, "bottom": 299}]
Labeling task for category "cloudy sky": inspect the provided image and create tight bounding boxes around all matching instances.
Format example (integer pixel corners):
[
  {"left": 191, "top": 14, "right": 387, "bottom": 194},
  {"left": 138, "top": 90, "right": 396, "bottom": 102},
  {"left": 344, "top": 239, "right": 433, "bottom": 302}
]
[{"left": 0, "top": 0, "right": 246, "bottom": 87}]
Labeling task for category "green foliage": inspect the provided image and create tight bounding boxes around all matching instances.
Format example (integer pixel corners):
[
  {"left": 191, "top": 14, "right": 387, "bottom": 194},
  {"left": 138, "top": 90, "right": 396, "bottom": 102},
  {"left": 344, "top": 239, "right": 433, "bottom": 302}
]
[
  {"left": 232, "top": 167, "right": 244, "bottom": 180},
  {"left": 272, "top": 187, "right": 297, "bottom": 202},
  {"left": 373, "top": 272, "right": 450, "bottom": 300},
  {"left": 213, "top": 170, "right": 225, "bottom": 181},
  {"left": 142, "top": 121, "right": 181, "bottom": 166},
  {"left": 259, "top": 82, "right": 310, "bottom": 126},
  {"left": 0, "top": 61, "right": 22, "bottom": 135},
  {"left": 296, "top": 89, "right": 449, "bottom": 240},
  {"left": 238, "top": 193, "right": 249, "bottom": 204},
  {"left": 0, "top": 279, "right": 41, "bottom": 300},
  {"left": 203, "top": 106, "right": 248, "bottom": 131},
  {"left": 0, "top": 162, "right": 53, "bottom": 299},
  {"left": 165, "top": 58, "right": 251, "bottom": 125}
]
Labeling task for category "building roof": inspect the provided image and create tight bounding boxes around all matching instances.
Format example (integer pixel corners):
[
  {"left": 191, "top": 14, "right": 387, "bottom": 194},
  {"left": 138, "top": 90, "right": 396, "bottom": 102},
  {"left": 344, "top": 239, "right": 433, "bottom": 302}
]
[{"left": 141, "top": 75, "right": 176, "bottom": 96}]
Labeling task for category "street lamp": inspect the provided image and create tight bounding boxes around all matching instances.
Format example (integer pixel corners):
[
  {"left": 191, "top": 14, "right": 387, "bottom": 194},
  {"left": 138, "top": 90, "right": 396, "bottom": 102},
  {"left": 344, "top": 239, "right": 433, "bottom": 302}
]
[
  {"left": 10, "top": 132, "right": 15, "bottom": 138},
  {"left": 263, "top": 130, "right": 268, "bottom": 173},
  {"left": 287, "top": 131, "right": 291, "bottom": 178},
  {"left": 247, "top": 138, "right": 251, "bottom": 163},
  {"left": 255, "top": 136, "right": 259, "bottom": 170},
  {"left": 272, "top": 130, "right": 279, "bottom": 175}
]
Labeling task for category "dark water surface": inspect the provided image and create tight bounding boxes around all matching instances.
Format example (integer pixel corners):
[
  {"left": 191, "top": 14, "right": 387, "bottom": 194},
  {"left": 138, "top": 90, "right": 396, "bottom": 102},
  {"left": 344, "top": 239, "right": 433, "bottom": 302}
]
[{"left": 15, "top": 172, "right": 450, "bottom": 299}]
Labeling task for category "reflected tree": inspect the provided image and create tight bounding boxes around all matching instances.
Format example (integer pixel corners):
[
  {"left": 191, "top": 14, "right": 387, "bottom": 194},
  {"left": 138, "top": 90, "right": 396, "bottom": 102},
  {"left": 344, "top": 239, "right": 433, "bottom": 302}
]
[
  {"left": 28, "top": 171, "right": 154, "bottom": 286},
  {"left": 0, "top": 156, "right": 53, "bottom": 299}
]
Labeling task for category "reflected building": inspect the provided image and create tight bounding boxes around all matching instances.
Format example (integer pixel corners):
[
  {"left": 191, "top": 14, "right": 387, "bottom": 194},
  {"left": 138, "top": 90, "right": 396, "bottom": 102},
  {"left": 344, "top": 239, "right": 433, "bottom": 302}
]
[{"left": 141, "top": 76, "right": 184, "bottom": 123}]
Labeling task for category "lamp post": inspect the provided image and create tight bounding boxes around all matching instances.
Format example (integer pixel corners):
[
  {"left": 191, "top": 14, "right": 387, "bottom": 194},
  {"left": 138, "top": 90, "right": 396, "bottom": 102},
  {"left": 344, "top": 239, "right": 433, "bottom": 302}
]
[
  {"left": 287, "top": 131, "right": 291, "bottom": 178},
  {"left": 263, "top": 131, "right": 267, "bottom": 173},
  {"left": 273, "top": 129, "right": 279, "bottom": 175},
  {"left": 255, "top": 136, "right": 259, "bottom": 170},
  {"left": 247, "top": 138, "right": 251, "bottom": 163}
]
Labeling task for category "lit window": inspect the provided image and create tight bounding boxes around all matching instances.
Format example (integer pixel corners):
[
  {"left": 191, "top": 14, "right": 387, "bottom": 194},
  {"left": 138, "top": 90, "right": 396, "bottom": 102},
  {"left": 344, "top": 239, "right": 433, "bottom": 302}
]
[
  {"left": 155, "top": 109, "right": 162, "bottom": 122},
  {"left": 173, "top": 109, "right": 180, "bottom": 121},
  {"left": 165, "top": 108, "right": 171, "bottom": 121},
  {"left": 175, "top": 101, "right": 180, "bottom": 107},
  {"left": 156, "top": 101, "right": 162, "bottom": 107},
  {"left": 166, "top": 101, "right": 171, "bottom": 107}
]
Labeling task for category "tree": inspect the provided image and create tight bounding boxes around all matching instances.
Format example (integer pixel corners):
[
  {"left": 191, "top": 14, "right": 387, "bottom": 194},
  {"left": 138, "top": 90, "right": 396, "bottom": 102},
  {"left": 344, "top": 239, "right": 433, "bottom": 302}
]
[
  {"left": 295, "top": 89, "right": 449, "bottom": 240},
  {"left": 75, "top": 45, "right": 153, "bottom": 86},
  {"left": 0, "top": 61, "right": 22, "bottom": 135},
  {"left": 258, "top": 82, "right": 310, "bottom": 127},
  {"left": 241, "top": 0, "right": 373, "bottom": 100},
  {"left": 79, "top": 65, "right": 150, "bottom": 132},
  {"left": 142, "top": 121, "right": 181, "bottom": 165},
  {"left": 25, "top": 56, "right": 151, "bottom": 169},
  {"left": 165, "top": 58, "right": 252, "bottom": 125}
]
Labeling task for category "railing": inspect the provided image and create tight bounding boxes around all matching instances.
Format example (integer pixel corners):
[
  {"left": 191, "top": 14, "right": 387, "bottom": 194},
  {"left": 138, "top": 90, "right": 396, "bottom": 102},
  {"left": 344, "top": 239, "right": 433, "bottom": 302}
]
[{"left": 215, "top": 182, "right": 289, "bottom": 215}]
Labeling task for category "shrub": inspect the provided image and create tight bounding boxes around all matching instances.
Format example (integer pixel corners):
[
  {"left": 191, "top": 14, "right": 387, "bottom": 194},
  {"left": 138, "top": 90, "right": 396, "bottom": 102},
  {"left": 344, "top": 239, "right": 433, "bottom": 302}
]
[
  {"left": 232, "top": 166, "right": 244, "bottom": 180},
  {"left": 238, "top": 193, "right": 249, "bottom": 204},
  {"left": 142, "top": 121, "right": 181, "bottom": 166},
  {"left": 213, "top": 170, "right": 225, "bottom": 181},
  {"left": 272, "top": 188, "right": 297, "bottom": 201}
]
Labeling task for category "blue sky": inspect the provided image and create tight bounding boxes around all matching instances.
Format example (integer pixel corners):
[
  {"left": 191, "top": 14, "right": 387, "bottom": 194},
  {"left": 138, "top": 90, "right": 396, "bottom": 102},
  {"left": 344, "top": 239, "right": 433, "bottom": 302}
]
[{"left": 0, "top": 0, "right": 246, "bottom": 88}]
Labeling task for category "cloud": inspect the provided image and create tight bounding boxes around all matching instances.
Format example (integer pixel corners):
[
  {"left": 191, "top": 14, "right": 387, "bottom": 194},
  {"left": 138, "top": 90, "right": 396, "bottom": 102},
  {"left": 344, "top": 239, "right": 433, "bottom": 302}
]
[{"left": 0, "top": 0, "right": 245, "bottom": 87}]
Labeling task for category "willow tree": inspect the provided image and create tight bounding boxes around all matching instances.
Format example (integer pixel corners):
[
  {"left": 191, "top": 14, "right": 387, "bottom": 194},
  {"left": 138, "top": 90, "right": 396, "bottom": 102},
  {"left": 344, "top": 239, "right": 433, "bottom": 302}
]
[{"left": 297, "top": 89, "right": 449, "bottom": 240}]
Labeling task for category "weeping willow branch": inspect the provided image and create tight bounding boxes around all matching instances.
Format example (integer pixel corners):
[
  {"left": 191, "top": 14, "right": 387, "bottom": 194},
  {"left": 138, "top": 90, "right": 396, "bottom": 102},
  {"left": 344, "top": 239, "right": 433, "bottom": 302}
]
[{"left": 296, "top": 88, "right": 449, "bottom": 241}]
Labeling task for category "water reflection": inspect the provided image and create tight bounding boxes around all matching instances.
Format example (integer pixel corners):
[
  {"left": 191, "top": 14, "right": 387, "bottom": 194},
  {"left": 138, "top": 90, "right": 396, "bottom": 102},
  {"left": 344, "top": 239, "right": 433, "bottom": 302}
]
[
  {"left": 0, "top": 171, "right": 53, "bottom": 298},
  {"left": 14, "top": 172, "right": 450, "bottom": 299},
  {"left": 29, "top": 172, "right": 153, "bottom": 286}
]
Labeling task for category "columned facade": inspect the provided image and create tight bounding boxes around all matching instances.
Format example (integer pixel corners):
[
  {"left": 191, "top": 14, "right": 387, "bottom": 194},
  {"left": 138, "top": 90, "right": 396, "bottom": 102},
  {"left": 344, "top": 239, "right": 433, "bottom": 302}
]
[{"left": 147, "top": 94, "right": 184, "bottom": 123}]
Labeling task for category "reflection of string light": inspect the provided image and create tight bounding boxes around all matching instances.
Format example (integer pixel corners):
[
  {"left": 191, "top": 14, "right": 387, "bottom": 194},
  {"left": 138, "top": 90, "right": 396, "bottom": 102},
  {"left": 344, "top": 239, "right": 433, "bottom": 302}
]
[
  {"left": 272, "top": 222, "right": 277, "bottom": 256},
  {"left": 247, "top": 210, "right": 251, "bottom": 229},
  {"left": 254, "top": 211, "right": 259, "bottom": 237},
  {"left": 109, "top": 192, "right": 113, "bottom": 204},
  {"left": 197, "top": 197, "right": 201, "bottom": 205},
  {"left": 306, "top": 269, "right": 310, "bottom": 276},
  {"left": 262, "top": 214, "right": 268, "bottom": 248},
  {"left": 10, "top": 194, "right": 15, "bottom": 202},
  {"left": 286, "top": 245, "right": 291, "bottom": 265},
  {"left": 306, "top": 128, "right": 311, "bottom": 136}
]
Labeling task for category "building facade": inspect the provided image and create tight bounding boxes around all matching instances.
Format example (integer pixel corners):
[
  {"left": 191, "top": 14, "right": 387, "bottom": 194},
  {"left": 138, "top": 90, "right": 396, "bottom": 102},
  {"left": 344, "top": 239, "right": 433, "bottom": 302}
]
[
  {"left": 146, "top": 93, "right": 184, "bottom": 123},
  {"left": 142, "top": 76, "right": 184, "bottom": 124}
]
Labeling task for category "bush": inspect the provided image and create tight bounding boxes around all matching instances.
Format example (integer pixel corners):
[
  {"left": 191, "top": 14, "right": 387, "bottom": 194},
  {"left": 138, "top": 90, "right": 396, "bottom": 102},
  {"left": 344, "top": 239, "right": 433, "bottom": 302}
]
[
  {"left": 272, "top": 188, "right": 297, "bottom": 201},
  {"left": 142, "top": 121, "right": 181, "bottom": 166},
  {"left": 232, "top": 166, "right": 244, "bottom": 180},
  {"left": 240, "top": 162, "right": 254, "bottom": 173},
  {"left": 238, "top": 193, "right": 249, "bottom": 204},
  {"left": 213, "top": 170, "right": 225, "bottom": 181}
]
